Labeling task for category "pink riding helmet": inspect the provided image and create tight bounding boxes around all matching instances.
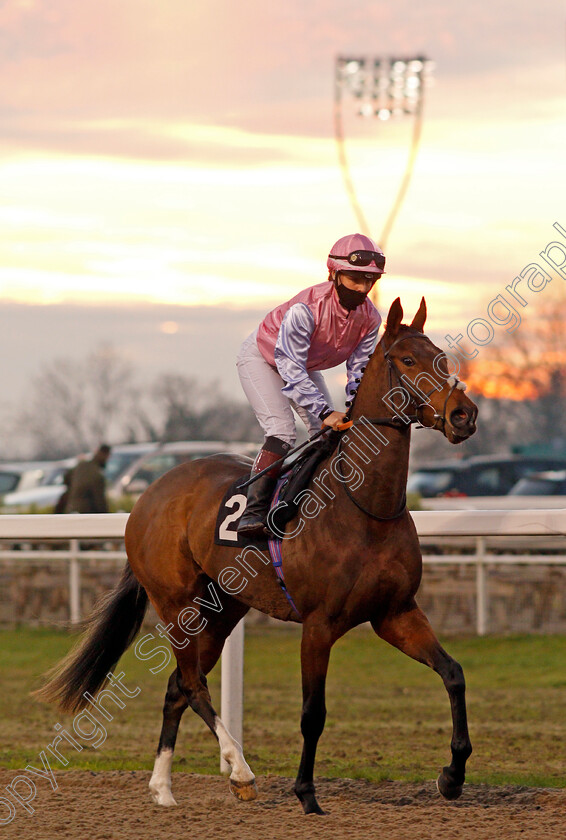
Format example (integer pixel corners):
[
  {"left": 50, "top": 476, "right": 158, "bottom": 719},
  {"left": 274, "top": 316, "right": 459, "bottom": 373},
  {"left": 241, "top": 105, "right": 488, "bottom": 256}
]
[{"left": 327, "top": 233, "right": 386, "bottom": 275}]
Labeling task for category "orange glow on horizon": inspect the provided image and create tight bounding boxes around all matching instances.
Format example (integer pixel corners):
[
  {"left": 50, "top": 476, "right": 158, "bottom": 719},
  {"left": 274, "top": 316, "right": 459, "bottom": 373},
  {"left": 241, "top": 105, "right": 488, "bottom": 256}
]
[
  {"left": 466, "top": 352, "right": 566, "bottom": 401},
  {"left": 466, "top": 372, "right": 540, "bottom": 401}
]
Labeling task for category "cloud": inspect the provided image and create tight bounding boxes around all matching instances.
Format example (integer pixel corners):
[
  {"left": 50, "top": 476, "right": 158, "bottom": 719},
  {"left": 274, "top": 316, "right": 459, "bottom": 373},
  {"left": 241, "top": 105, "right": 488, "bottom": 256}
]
[
  {"left": 0, "top": 116, "right": 307, "bottom": 164},
  {"left": 0, "top": 0, "right": 564, "bottom": 350},
  {"left": 0, "top": 0, "right": 563, "bottom": 158}
]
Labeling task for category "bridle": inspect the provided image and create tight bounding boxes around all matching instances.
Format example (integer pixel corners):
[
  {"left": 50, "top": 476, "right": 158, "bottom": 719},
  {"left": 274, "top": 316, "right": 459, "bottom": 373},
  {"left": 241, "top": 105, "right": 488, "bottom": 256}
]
[
  {"left": 382, "top": 332, "right": 464, "bottom": 433},
  {"left": 335, "top": 331, "right": 466, "bottom": 522}
]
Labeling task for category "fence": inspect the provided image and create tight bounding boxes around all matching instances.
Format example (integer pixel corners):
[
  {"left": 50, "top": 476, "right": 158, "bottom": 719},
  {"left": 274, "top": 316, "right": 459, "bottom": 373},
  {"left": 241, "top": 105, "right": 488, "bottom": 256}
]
[
  {"left": 1, "top": 510, "right": 566, "bottom": 765},
  {"left": 1, "top": 511, "right": 566, "bottom": 631}
]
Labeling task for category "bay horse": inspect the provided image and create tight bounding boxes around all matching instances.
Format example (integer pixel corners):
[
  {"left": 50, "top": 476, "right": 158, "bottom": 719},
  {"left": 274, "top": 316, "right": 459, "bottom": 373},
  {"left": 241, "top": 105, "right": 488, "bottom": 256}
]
[{"left": 37, "top": 297, "right": 478, "bottom": 815}]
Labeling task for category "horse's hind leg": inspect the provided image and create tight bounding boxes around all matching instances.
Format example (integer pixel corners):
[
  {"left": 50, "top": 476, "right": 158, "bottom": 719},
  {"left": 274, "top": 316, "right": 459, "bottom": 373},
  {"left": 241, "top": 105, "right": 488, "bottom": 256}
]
[
  {"left": 372, "top": 602, "right": 472, "bottom": 800},
  {"left": 199, "top": 600, "right": 255, "bottom": 800},
  {"left": 149, "top": 667, "right": 187, "bottom": 806},
  {"left": 176, "top": 627, "right": 258, "bottom": 800},
  {"left": 149, "top": 598, "right": 253, "bottom": 807}
]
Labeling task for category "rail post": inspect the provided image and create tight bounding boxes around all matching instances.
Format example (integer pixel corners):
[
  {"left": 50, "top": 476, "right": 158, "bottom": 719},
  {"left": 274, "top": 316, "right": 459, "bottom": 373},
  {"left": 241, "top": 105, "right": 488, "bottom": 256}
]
[
  {"left": 69, "top": 538, "right": 81, "bottom": 625},
  {"left": 220, "top": 617, "right": 245, "bottom": 773},
  {"left": 475, "top": 536, "right": 487, "bottom": 636}
]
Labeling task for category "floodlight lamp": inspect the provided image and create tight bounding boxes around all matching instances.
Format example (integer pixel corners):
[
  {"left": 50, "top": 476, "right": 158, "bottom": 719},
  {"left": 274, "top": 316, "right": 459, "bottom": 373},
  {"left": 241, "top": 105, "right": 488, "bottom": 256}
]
[
  {"left": 359, "top": 102, "right": 374, "bottom": 117},
  {"left": 391, "top": 60, "right": 407, "bottom": 74},
  {"left": 377, "top": 108, "right": 391, "bottom": 120},
  {"left": 345, "top": 59, "right": 363, "bottom": 74},
  {"left": 408, "top": 59, "right": 424, "bottom": 72}
]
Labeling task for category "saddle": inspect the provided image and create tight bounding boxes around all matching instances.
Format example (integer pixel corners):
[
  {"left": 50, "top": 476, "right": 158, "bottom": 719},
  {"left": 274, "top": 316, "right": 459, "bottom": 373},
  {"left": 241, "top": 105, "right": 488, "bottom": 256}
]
[
  {"left": 268, "top": 432, "right": 340, "bottom": 534},
  {"left": 214, "top": 431, "right": 339, "bottom": 548}
]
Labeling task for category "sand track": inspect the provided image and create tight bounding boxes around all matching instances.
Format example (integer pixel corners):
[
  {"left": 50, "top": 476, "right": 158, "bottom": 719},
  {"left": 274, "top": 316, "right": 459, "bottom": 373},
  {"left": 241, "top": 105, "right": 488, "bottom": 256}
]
[{"left": 1, "top": 771, "right": 564, "bottom": 840}]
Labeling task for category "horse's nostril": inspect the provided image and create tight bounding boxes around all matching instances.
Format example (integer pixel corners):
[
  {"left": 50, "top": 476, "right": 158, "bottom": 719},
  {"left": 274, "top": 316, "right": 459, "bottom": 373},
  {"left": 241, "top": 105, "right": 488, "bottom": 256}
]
[{"left": 450, "top": 408, "right": 470, "bottom": 428}]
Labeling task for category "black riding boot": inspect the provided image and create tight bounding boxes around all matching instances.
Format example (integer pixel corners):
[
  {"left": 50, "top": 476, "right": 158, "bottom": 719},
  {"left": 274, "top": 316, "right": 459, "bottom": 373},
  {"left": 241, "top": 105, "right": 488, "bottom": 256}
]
[{"left": 237, "top": 437, "right": 290, "bottom": 539}]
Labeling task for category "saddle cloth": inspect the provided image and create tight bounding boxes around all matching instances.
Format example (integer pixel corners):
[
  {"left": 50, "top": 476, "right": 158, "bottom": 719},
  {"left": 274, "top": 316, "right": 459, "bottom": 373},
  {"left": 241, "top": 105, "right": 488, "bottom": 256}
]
[
  {"left": 214, "top": 477, "right": 269, "bottom": 549},
  {"left": 213, "top": 437, "right": 336, "bottom": 548}
]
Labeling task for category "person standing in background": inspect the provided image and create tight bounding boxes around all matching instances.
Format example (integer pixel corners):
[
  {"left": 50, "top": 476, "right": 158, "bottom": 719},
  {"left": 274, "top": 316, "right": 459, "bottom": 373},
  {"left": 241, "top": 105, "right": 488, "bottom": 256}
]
[
  {"left": 65, "top": 444, "right": 112, "bottom": 513},
  {"left": 53, "top": 466, "right": 74, "bottom": 514}
]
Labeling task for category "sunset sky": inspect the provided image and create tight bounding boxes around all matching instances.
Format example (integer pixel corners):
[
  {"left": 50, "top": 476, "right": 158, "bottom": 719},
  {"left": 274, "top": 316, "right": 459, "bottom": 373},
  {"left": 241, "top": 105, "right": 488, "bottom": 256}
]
[{"left": 1, "top": 0, "right": 566, "bottom": 440}]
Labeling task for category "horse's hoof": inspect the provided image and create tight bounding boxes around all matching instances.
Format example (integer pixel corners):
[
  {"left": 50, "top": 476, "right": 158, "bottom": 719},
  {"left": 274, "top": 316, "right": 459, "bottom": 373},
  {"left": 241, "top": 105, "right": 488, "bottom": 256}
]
[
  {"left": 304, "top": 802, "right": 327, "bottom": 816},
  {"left": 436, "top": 772, "right": 463, "bottom": 801},
  {"left": 295, "top": 789, "right": 326, "bottom": 815},
  {"left": 230, "top": 778, "right": 258, "bottom": 802},
  {"left": 149, "top": 786, "right": 178, "bottom": 807}
]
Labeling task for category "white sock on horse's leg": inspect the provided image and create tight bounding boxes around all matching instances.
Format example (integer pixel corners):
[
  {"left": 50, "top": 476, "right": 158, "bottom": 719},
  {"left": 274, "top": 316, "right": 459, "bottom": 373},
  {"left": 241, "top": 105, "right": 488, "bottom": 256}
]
[
  {"left": 149, "top": 748, "right": 177, "bottom": 806},
  {"left": 214, "top": 716, "right": 257, "bottom": 798}
]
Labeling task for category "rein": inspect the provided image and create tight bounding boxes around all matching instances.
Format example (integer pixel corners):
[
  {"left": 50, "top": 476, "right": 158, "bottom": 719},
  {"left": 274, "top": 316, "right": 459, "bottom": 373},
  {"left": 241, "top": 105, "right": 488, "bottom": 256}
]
[
  {"left": 335, "top": 332, "right": 464, "bottom": 522},
  {"left": 334, "top": 419, "right": 409, "bottom": 521}
]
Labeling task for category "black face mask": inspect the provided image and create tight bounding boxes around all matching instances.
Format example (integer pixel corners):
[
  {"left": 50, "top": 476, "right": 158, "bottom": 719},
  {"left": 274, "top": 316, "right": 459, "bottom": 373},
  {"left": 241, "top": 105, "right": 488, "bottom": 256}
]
[{"left": 335, "top": 280, "right": 368, "bottom": 311}]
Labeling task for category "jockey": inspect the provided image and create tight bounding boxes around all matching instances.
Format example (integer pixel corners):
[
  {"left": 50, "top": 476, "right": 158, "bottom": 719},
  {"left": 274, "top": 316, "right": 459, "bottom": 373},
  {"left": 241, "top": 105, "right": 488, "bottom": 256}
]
[{"left": 236, "top": 232, "right": 385, "bottom": 538}]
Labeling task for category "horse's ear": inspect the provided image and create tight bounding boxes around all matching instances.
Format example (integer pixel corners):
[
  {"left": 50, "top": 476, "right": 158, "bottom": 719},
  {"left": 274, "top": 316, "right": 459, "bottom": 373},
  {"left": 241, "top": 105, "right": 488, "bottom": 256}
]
[
  {"left": 410, "top": 297, "right": 427, "bottom": 332},
  {"left": 386, "top": 298, "right": 404, "bottom": 336}
]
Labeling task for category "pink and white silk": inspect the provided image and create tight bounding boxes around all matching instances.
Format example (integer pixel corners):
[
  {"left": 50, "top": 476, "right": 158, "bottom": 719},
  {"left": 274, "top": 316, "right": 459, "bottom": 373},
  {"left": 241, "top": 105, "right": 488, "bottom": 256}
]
[{"left": 255, "top": 281, "right": 381, "bottom": 419}]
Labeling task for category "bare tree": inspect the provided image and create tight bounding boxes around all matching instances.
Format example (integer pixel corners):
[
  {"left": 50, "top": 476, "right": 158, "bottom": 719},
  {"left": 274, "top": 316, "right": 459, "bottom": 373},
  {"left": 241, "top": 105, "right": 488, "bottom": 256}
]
[
  {"left": 15, "top": 349, "right": 261, "bottom": 459},
  {"left": 86, "top": 345, "right": 135, "bottom": 443},
  {"left": 153, "top": 374, "right": 260, "bottom": 443},
  {"left": 18, "top": 345, "right": 137, "bottom": 458}
]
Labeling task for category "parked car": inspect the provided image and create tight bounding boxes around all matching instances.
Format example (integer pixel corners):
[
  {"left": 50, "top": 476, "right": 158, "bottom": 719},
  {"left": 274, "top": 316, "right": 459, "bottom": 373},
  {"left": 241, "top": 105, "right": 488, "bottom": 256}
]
[
  {"left": 407, "top": 455, "right": 566, "bottom": 498},
  {"left": 0, "top": 444, "right": 159, "bottom": 512},
  {"left": 509, "top": 470, "right": 566, "bottom": 496},
  {"left": 109, "top": 440, "right": 258, "bottom": 500},
  {"left": 0, "top": 469, "right": 30, "bottom": 496},
  {"left": 0, "top": 461, "right": 58, "bottom": 497},
  {"left": 103, "top": 442, "right": 160, "bottom": 485},
  {"left": 1, "top": 483, "right": 67, "bottom": 512}
]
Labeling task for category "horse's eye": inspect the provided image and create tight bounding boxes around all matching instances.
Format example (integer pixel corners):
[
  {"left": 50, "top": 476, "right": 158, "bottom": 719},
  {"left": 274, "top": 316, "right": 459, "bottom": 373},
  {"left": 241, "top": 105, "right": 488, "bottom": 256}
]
[{"left": 401, "top": 356, "right": 415, "bottom": 367}]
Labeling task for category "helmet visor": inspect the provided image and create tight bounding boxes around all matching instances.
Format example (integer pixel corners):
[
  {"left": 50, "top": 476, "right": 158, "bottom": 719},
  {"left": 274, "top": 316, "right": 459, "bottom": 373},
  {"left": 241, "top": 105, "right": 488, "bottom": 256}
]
[{"left": 328, "top": 250, "right": 386, "bottom": 271}]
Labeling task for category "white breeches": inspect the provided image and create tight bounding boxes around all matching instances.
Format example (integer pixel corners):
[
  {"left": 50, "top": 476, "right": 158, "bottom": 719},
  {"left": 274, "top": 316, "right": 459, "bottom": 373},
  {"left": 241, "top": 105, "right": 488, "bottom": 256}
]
[{"left": 236, "top": 330, "right": 332, "bottom": 447}]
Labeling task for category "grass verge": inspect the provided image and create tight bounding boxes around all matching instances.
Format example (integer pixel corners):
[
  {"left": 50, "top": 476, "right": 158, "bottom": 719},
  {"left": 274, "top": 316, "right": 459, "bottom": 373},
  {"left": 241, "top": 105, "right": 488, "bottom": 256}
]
[{"left": 0, "top": 626, "right": 564, "bottom": 787}]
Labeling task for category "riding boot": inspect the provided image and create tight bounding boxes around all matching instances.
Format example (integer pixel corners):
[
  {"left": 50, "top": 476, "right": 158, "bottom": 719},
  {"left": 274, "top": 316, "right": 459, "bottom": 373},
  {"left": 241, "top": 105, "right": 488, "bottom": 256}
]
[{"left": 237, "top": 437, "right": 291, "bottom": 539}]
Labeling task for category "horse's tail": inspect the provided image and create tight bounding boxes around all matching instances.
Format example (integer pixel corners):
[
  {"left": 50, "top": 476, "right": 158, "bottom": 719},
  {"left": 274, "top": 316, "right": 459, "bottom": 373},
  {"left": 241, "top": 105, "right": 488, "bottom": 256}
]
[{"left": 33, "top": 563, "right": 148, "bottom": 713}]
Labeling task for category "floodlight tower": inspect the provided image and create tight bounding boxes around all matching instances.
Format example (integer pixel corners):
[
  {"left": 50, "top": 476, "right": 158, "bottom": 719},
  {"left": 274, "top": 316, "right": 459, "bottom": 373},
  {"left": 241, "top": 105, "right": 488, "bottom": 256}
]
[{"left": 334, "top": 55, "right": 434, "bottom": 253}]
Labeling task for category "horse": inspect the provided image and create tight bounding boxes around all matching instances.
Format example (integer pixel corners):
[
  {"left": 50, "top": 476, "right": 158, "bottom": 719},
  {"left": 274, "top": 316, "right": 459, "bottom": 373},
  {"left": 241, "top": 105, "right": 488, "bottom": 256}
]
[{"left": 36, "top": 297, "right": 478, "bottom": 815}]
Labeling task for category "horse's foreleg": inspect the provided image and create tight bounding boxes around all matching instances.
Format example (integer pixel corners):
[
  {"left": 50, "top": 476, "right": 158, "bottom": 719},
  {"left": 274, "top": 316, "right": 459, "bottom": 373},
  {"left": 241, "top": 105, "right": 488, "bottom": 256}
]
[
  {"left": 149, "top": 668, "right": 187, "bottom": 806},
  {"left": 373, "top": 603, "right": 472, "bottom": 801},
  {"left": 294, "top": 621, "right": 332, "bottom": 815}
]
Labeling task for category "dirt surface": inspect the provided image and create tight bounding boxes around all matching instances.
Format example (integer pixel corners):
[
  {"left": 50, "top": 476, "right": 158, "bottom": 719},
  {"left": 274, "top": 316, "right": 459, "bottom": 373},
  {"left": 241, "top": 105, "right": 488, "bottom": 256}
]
[{"left": 1, "top": 771, "right": 564, "bottom": 840}]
